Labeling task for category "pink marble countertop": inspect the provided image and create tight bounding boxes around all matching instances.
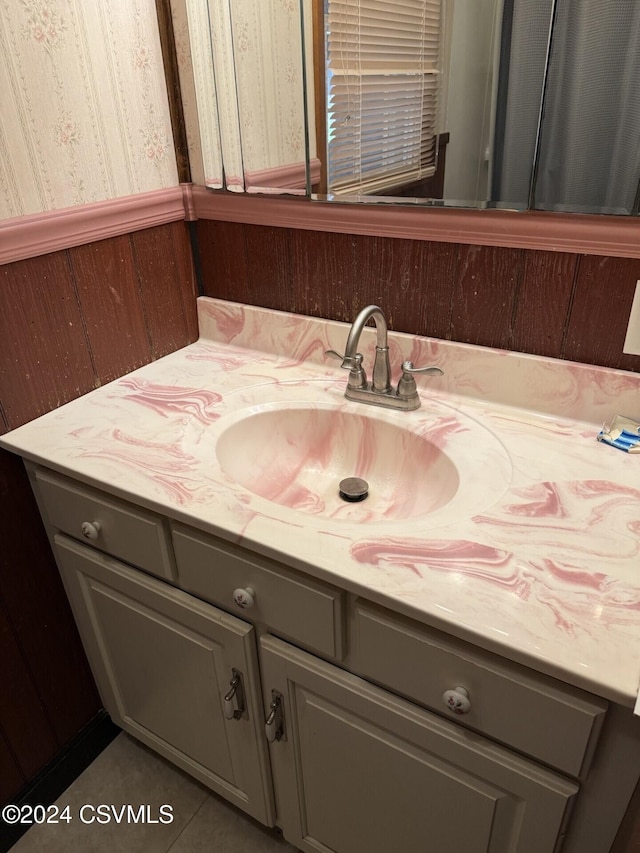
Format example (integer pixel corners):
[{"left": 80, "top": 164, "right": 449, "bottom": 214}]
[{"left": 2, "top": 297, "right": 640, "bottom": 705}]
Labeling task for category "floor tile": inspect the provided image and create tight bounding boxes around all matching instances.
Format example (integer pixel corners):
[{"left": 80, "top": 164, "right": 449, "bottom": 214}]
[
  {"left": 169, "top": 794, "right": 298, "bottom": 853},
  {"left": 11, "top": 734, "right": 207, "bottom": 853}
]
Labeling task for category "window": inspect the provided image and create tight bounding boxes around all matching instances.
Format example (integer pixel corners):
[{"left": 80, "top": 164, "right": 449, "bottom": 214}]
[{"left": 324, "top": 0, "right": 443, "bottom": 196}]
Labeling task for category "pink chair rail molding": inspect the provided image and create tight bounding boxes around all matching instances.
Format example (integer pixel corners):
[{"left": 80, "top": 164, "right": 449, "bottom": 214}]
[
  {"left": 3, "top": 183, "right": 640, "bottom": 266},
  {"left": 0, "top": 187, "right": 188, "bottom": 266}
]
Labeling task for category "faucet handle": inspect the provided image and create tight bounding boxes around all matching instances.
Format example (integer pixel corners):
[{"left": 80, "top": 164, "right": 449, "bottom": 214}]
[
  {"left": 401, "top": 361, "right": 444, "bottom": 377},
  {"left": 325, "top": 349, "right": 361, "bottom": 371},
  {"left": 397, "top": 361, "right": 444, "bottom": 399},
  {"left": 325, "top": 350, "right": 367, "bottom": 389}
]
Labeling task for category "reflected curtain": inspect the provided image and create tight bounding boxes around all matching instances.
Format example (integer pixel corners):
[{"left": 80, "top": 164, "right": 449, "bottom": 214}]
[
  {"left": 534, "top": 0, "right": 640, "bottom": 214},
  {"left": 491, "top": 0, "right": 553, "bottom": 208}
]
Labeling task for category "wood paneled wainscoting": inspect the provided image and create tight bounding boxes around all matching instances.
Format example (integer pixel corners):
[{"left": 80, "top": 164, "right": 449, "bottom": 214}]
[
  {"left": 196, "top": 219, "right": 640, "bottom": 373},
  {"left": 2, "top": 188, "right": 640, "bottom": 825},
  {"left": 0, "top": 221, "right": 197, "bottom": 805}
]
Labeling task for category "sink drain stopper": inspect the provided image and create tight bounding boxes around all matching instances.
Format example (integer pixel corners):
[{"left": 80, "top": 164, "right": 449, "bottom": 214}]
[{"left": 339, "top": 477, "right": 369, "bottom": 502}]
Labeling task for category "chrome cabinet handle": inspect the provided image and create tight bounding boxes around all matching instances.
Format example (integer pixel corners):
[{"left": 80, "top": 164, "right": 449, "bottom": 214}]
[
  {"left": 265, "top": 691, "right": 285, "bottom": 742},
  {"left": 223, "top": 669, "right": 245, "bottom": 720}
]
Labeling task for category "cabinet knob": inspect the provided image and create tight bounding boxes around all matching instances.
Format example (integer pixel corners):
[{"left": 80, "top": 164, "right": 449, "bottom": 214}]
[
  {"left": 443, "top": 686, "right": 471, "bottom": 715},
  {"left": 233, "top": 587, "right": 255, "bottom": 609},
  {"left": 81, "top": 521, "right": 101, "bottom": 541}
]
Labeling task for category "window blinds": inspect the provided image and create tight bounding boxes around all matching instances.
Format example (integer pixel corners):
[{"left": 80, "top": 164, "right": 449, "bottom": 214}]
[{"left": 326, "top": 0, "right": 443, "bottom": 196}]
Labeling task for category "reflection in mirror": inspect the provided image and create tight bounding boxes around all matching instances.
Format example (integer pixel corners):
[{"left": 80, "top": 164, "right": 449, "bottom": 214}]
[
  {"left": 309, "top": 0, "right": 552, "bottom": 208},
  {"left": 173, "top": 0, "right": 640, "bottom": 214},
  {"left": 171, "top": 0, "right": 313, "bottom": 195},
  {"left": 322, "top": 1, "right": 443, "bottom": 197},
  {"left": 307, "top": 0, "right": 640, "bottom": 214},
  {"left": 483, "top": 0, "right": 552, "bottom": 208},
  {"left": 534, "top": 0, "right": 640, "bottom": 215}
]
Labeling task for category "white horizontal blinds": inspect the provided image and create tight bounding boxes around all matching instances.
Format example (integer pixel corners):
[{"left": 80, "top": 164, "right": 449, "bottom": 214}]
[{"left": 326, "top": 0, "right": 442, "bottom": 195}]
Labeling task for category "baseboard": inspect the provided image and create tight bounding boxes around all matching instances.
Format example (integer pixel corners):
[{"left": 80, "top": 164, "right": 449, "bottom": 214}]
[{"left": 0, "top": 712, "right": 120, "bottom": 853}]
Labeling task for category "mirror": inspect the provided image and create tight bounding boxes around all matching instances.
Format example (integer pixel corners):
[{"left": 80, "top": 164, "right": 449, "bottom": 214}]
[
  {"left": 171, "top": 0, "right": 313, "bottom": 195},
  {"left": 531, "top": 0, "right": 640, "bottom": 215},
  {"left": 313, "top": 0, "right": 549, "bottom": 210},
  {"left": 174, "top": 0, "right": 640, "bottom": 215},
  {"left": 309, "top": 0, "right": 640, "bottom": 214}
]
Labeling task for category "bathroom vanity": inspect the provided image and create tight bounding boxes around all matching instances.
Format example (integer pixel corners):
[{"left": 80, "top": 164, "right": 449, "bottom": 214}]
[{"left": 3, "top": 298, "right": 640, "bottom": 853}]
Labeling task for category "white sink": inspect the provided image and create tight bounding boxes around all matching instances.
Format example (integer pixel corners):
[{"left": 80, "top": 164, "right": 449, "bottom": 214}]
[
  {"left": 189, "top": 381, "right": 513, "bottom": 528},
  {"left": 216, "top": 404, "right": 460, "bottom": 522}
]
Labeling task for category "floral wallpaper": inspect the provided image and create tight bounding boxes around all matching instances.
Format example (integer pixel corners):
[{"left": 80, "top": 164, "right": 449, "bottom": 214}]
[
  {"left": 0, "top": 0, "right": 178, "bottom": 219},
  {"left": 230, "top": 0, "right": 307, "bottom": 174}
]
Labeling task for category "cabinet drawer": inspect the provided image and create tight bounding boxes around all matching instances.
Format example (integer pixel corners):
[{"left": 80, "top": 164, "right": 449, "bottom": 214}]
[
  {"left": 34, "top": 468, "right": 176, "bottom": 582},
  {"left": 351, "top": 601, "right": 607, "bottom": 778},
  {"left": 172, "top": 524, "right": 344, "bottom": 660}
]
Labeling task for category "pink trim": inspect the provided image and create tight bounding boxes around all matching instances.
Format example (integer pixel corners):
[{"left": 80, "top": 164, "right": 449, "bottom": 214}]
[
  {"left": 1, "top": 187, "right": 186, "bottom": 266},
  {"left": 181, "top": 183, "right": 197, "bottom": 222},
  {"left": 191, "top": 186, "right": 640, "bottom": 258},
  {"left": 4, "top": 182, "right": 640, "bottom": 266},
  {"left": 309, "top": 158, "right": 321, "bottom": 187},
  {"left": 247, "top": 187, "right": 306, "bottom": 196},
  {"left": 244, "top": 157, "right": 322, "bottom": 191}
]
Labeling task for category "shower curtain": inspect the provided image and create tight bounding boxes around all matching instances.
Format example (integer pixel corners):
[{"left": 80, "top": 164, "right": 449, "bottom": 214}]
[
  {"left": 491, "top": 0, "right": 553, "bottom": 208},
  {"left": 534, "top": 0, "right": 640, "bottom": 214},
  {"left": 494, "top": 0, "right": 640, "bottom": 214}
]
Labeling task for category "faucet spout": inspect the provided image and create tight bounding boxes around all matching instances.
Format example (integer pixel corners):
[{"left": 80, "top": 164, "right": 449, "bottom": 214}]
[
  {"left": 344, "top": 305, "right": 388, "bottom": 358},
  {"left": 343, "top": 305, "right": 391, "bottom": 393},
  {"left": 326, "top": 304, "right": 443, "bottom": 411}
]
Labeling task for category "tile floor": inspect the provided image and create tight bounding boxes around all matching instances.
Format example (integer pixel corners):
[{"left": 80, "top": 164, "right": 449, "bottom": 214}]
[{"left": 11, "top": 734, "right": 298, "bottom": 852}]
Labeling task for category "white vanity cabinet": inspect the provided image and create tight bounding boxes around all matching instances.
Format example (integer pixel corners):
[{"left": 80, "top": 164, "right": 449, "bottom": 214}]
[
  {"left": 261, "top": 635, "right": 577, "bottom": 853},
  {"left": 30, "top": 469, "right": 275, "bottom": 826},
  {"left": 27, "top": 464, "right": 639, "bottom": 853},
  {"left": 52, "top": 536, "right": 275, "bottom": 824}
]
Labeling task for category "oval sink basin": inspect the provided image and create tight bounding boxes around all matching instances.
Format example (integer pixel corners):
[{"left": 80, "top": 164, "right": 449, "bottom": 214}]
[
  {"left": 216, "top": 404, "right": 460, "bottom": 522},
  {"left": 200, "top": 381, "right": 513, "bottom": 527}
]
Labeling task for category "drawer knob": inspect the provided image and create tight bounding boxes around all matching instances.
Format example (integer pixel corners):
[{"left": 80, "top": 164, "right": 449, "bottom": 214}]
[
  {"left": 81, "top": 521, "right": 101, "bottom": 541},
  {"left": 233, "top": 587, "right": 255, "bottom": 609},
  {"left": 443, "top": 686, "right": 471, "bottom": 715}
]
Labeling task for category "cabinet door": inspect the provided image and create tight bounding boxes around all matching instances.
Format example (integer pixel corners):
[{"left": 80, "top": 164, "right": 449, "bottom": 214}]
[
  {"left": 54, "top": 534, "right": 274, "bottom": 825},
  {"left": 261, "top": 635, "right": 578, "bottom": 853}
]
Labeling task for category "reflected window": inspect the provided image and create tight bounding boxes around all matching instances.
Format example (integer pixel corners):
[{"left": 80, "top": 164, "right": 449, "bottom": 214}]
[{"left": 323, "top": 0, "right": 444, "bottom": 196}]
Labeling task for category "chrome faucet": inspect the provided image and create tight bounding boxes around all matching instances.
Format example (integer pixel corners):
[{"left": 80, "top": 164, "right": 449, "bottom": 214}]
[{"left": 326, "top": 305, "right": 443, "bottom": 411}]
